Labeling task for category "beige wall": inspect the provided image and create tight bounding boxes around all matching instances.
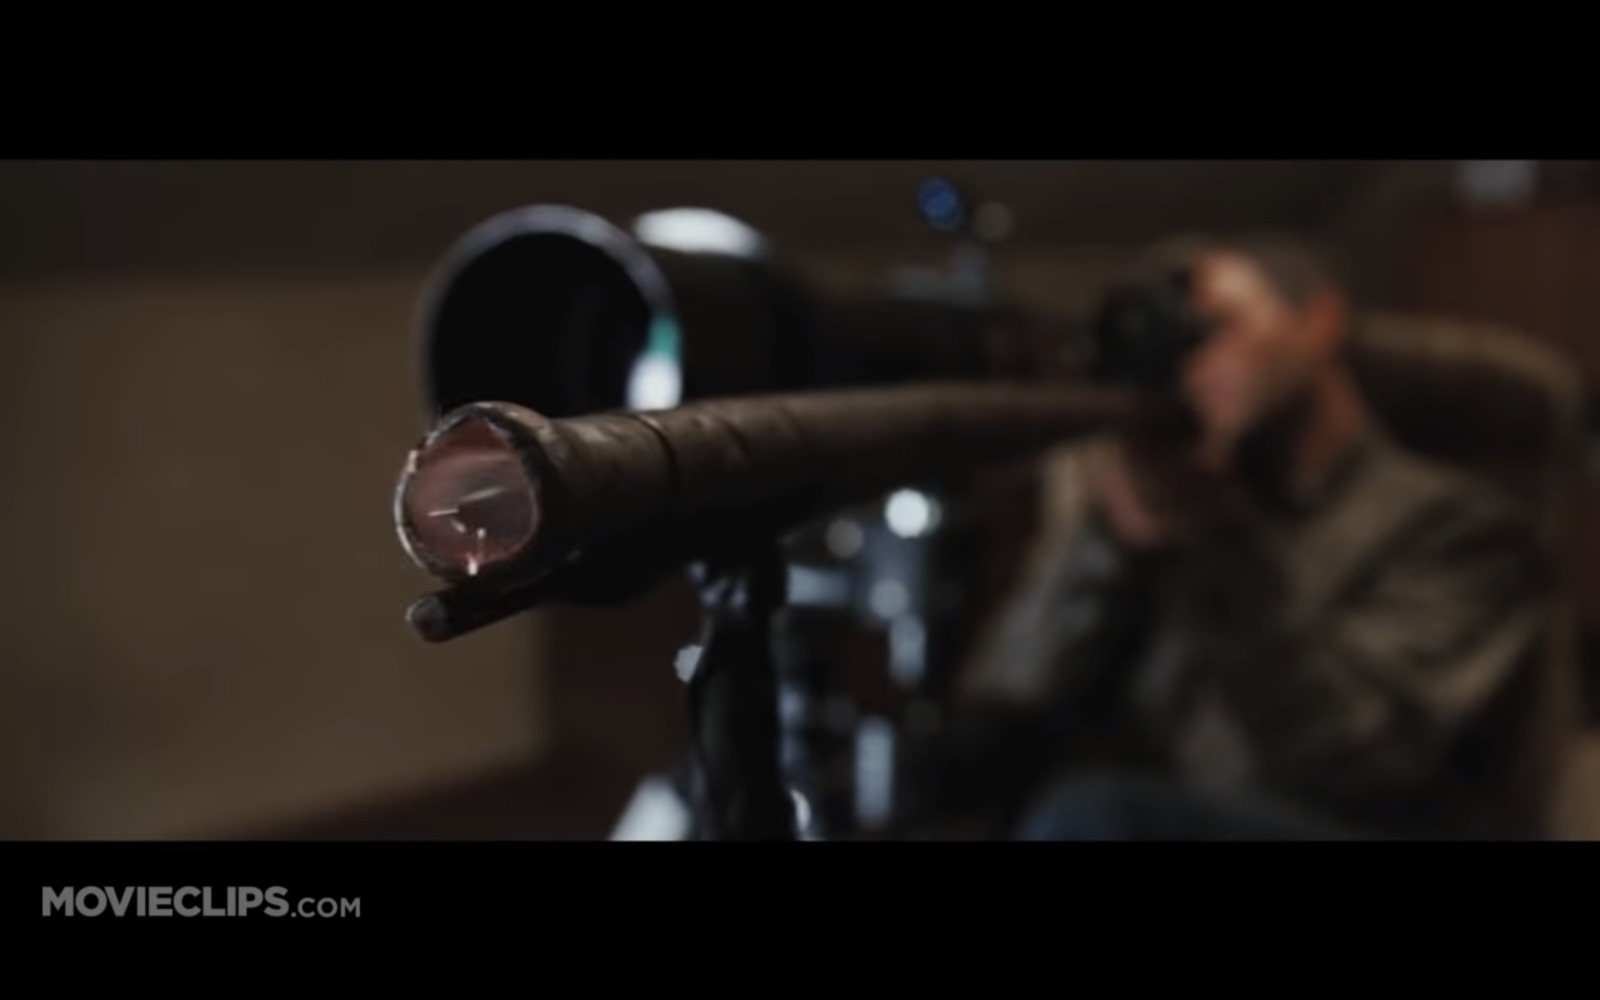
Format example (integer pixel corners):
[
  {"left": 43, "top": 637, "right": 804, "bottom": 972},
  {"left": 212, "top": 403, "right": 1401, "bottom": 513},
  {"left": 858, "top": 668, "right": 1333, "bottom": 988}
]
[{"left": 0, "top": 270, "right": 543, "bottom": 839}]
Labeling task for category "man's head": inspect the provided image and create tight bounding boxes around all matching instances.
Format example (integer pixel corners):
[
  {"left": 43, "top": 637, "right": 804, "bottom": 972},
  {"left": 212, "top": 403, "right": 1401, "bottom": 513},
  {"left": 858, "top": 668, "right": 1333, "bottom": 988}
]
[{"left": 1137, "top": 234, "right": 1355, "bottom": 470}]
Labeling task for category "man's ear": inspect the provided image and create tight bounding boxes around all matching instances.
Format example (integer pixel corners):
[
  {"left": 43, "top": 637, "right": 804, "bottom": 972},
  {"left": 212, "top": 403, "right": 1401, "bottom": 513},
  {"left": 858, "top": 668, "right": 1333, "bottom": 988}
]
[{"left": 1303, "top": 291, "right": 1349, "bottom": 359}]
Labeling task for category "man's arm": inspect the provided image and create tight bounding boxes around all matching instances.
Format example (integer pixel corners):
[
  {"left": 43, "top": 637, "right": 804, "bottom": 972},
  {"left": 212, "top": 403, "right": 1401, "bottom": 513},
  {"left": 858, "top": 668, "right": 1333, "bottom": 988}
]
[
  {"left": 1182, "top": 494, "right": 1551, "bottom": 812},
  {"left": 917, "top": 502, "right": 1157, "bottom": 820},
  {"left": 962, "top": 509, "right": 1150, "bottom": 704},
  {"left": 962, "top": 438, "right": 1183, "bottom": 706}
]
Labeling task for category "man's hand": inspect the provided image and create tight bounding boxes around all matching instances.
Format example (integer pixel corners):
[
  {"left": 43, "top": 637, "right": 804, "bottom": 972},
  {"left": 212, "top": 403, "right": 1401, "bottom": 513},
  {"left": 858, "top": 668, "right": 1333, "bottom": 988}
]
[
  {"left": 1183, "top": 336, "right": 1268, "bottom": 475},
  {"left": 1087, "top": 427, "right": 1246, "bottom": 551}
]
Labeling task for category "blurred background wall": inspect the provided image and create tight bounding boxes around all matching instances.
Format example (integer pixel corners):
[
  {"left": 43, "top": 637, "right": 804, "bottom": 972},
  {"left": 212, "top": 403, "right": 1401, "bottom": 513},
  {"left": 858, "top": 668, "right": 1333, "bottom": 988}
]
[{"left": 0, "top": 159, "right": 1587, "bottom": 839}]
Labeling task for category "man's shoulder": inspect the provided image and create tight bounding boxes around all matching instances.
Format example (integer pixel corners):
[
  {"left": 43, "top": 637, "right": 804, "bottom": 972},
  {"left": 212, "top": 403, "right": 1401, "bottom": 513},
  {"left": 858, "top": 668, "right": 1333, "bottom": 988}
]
[{"left": 1358, "top": 437, "right": 1542, "bottom": 560}]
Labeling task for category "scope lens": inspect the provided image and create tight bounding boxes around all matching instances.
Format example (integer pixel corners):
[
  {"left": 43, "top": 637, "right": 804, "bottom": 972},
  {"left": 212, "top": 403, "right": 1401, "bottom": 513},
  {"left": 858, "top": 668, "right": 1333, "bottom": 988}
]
[{"left": 399, "top": 417, "right": 540, "bottom": 577}]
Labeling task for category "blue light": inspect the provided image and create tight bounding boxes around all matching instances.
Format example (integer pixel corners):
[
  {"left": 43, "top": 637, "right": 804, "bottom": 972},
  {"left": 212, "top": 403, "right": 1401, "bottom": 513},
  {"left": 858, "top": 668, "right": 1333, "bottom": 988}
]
[
  {"left": 918, "top": 177, "right": 965, "bottom": 231},
  {"left": 644, "top": 312, "right": 680, "bottom": 359}
]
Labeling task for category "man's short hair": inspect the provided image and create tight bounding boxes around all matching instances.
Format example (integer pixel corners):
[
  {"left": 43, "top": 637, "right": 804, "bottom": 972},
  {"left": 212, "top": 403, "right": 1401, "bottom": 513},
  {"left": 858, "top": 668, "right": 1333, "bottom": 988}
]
[{"left": 1137, "top": 232, "right": 1347, "bottom": 308}]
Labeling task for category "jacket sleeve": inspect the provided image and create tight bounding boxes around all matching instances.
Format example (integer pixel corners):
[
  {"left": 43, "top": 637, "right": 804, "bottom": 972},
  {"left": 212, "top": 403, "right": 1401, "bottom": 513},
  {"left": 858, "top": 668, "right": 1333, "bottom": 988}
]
[
  {"left": 961, "top": 506, "right": 1156, "bottom": 708},
  {"left": 910, "top": 508, "right": 1159, "bottom": 821},
  {"left": 1180, "top": 495, "right": 1551, "bottom": 811}
]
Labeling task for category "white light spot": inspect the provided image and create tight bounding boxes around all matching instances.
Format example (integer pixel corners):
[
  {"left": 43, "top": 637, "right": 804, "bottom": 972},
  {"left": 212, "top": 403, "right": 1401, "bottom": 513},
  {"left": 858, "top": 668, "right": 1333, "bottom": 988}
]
[
  {"left": 674, "top": 643, "right": 702, "bottom": 683},
  {"left": 854, "top": 718, "right": 895, "bottom": 829},
  {"left": 610, "top": 778, "right": 691, "bottom": 841},
  {"left": 626, "top": 352, "right": 682, "bottom": 410},
  {"left": 633, "top": 208, "right": 768, "bottom": 258},
  {"left": 885, "top": 489, "right": 939, "bottom": 538},
  {"left": 787, "top": 566, "right": 851, "bottom": 607},
  {"left": 869, "top": 579, "right": 908, "bottom": 619},
  {"left": 779, "top": 687, "right": 809, "bottom": 728},
  {"left": 825, "top": 519, "right": 864, "bottom": 558},
  {"left": 889, "top": 616, "right": 926, "bottom": 687},
  {"left": 791, "top": 789, "right": 812, "bottom": 831}
]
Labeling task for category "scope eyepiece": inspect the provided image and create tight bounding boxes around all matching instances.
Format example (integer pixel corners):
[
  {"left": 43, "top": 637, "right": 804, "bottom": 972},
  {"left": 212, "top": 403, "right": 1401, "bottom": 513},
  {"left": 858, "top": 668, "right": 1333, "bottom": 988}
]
[
  {"left": 1087, "top": 274, "right": 1213, "bottom": 387},
  {"left": 415, "top": 203, "right": 1057, "bottom": 429},
  {"left": 417, "top": 206, "right": 678, "bottom": 421}
]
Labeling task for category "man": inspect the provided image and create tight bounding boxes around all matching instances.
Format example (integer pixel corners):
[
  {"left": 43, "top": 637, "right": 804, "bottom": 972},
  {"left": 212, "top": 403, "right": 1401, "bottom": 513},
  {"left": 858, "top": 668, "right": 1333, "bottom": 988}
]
[{"left": 926, "top": 235, "right": 1555, "bottom": 840}]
